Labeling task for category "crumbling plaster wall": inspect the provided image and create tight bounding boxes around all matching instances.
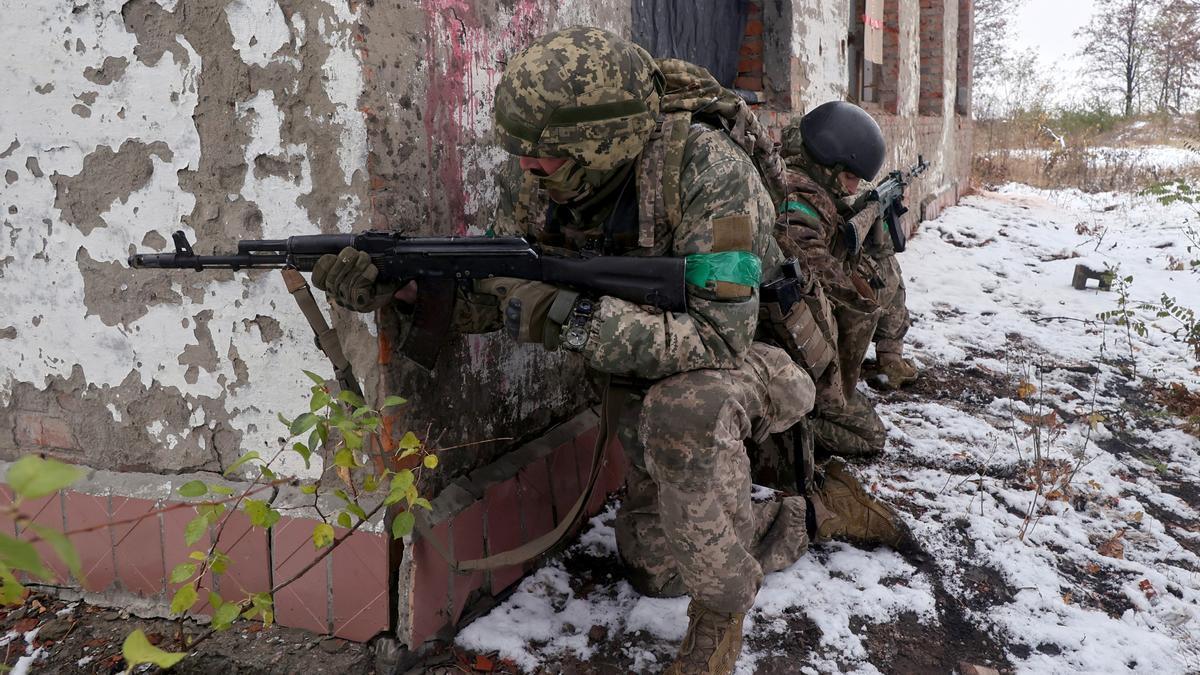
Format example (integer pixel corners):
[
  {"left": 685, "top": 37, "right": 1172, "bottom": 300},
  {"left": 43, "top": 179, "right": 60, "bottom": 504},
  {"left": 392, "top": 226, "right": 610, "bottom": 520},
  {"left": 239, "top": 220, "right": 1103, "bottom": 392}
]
[
  {"left": 0, "top": 0, "right": 369, "bottom": 478},
  {"left": 358, "top": 0, "right": 631, "bottom": 482},
  {"left": 767, "top": 0, "right": 968, "bottom": 201},
  {"left": 789, "top": 0, "right": 852, "bottom": 111}
]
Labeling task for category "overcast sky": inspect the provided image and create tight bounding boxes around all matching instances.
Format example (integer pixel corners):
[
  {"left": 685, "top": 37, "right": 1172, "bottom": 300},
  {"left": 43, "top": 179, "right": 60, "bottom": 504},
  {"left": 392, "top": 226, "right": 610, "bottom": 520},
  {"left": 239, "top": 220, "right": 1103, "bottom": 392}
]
[{"left": 1008, "top": 0, "right": 1096, "bottom": 100}]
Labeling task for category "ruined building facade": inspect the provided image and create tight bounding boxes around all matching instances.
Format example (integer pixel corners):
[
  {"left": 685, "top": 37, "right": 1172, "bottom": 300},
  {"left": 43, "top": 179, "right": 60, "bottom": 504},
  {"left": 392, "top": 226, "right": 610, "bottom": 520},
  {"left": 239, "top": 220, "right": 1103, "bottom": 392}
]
[{"left": 0, "top": 0, "right": 971, "bottom": 654}]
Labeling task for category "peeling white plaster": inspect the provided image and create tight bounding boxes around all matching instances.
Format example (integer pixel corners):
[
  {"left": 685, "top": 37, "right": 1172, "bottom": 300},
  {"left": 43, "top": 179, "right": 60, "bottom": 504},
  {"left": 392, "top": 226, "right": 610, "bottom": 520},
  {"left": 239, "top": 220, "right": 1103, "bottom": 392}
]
[
  {"left": 793, "top": 1, "right": 851, "bottom": 110},
  {"left": 236, "top": 89, "right": 317, "bottom": 239},
  {"left": 225, "top": 0, "right": 292, "bottom": 69},
  {"left": 0, "top": 1, "right": 368, "bottom": 479},
  {"left": 321, "top": 1, "right": 368, "bottom": 189}
]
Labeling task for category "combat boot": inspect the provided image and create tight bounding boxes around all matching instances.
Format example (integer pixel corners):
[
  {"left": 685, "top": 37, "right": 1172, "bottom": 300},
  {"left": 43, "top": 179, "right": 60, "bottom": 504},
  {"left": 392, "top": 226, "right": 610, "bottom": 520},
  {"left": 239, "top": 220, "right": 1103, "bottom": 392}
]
[
  {"left": 873, "top": 352, "right": 918, "bottom": 389},
  {"left": 664, "top": 601, "right": 745, "bottom": 675},
  {"left": 810, "top": 459, "right": 914, "bottom": 551}
]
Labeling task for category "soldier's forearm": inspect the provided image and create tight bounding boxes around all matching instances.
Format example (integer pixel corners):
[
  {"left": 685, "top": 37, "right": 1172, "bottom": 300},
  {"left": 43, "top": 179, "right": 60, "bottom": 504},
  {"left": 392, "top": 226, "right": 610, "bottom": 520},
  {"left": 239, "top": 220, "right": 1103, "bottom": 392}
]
[{"left": 576, "top": 295, "right": 758, "bottom": 379}]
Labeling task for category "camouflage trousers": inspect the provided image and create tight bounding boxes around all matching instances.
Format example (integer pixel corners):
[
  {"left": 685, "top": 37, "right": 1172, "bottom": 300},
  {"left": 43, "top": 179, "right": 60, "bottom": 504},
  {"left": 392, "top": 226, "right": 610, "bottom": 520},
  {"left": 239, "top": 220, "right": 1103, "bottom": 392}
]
[
  {"left": 810, "top": 388, "right": 886, "bottom": 460},
  {"left": 613, "top": 343, "right": 815, "bottom": 614},
  {"left": 865, "top": 249, "right": 909, "bottom": 356}
]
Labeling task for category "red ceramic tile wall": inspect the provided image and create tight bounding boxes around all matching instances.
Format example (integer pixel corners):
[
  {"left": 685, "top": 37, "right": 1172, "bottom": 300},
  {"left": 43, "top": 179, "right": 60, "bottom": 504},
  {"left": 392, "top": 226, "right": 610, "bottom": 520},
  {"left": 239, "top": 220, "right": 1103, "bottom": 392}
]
[
  {"left": 482, "top": 479, "right": 524, "bottom": 592},
  {"left": 161, "top": 503, "right": 215, "bottom": 615},
  {"left": 409, "top": 519, "right": 452, "bottom": 646},
  {"left": 16, "top": 493, "right": 67, "bottom": 583},
  {"left": 547, "top": 441, "right": 582, "bottom": 523},
  {"left": 331, "top": 528, "right": 389, "bottom": 642},
  {"left": 516, "top": 456, "right": 556, "bottom": 542},
  {"left": 214, "top": 509, "right": 271, "bottom": 602},
  {"left": 271, "top": 516, "right": 332, "bottom": 634},
  {"left": 449, "top": 501, "right": 485, "bottom": 625},
  {"left": 62, "top": 491, "right": 115, "bottom": 592},
  {"left": 0, "top": 485, "right": 14, "bottom": 537},
  {"left": 110, "top": 496, "right": 164, "bottom": 598}
]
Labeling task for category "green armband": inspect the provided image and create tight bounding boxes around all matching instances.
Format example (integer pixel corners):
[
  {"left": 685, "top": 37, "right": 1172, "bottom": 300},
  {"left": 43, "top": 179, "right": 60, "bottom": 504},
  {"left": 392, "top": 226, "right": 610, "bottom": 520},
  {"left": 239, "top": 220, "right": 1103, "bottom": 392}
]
[
  {"left": 684, "top": 251, "right": 762, "bottom": 298},
  {"left": 780, "top": 200, "right": 821, "bottom": 220}
]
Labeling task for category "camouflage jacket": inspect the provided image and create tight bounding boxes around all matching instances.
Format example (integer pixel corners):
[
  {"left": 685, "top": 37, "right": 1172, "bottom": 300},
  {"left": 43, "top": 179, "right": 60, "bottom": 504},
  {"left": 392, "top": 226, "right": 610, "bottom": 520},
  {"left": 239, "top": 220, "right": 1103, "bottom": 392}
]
[
  {"left": 457, "top": 123, "right": 783, "bottom": 380},
  {"left": 777, "top": 169, "right": 862, "bottom": 306}
]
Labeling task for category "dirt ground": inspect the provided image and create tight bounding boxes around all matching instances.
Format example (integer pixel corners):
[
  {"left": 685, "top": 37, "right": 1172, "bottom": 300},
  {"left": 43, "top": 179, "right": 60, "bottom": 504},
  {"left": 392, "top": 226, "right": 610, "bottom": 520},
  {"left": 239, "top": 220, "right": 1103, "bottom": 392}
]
[
  {"left": 6, "top": 352, "right": 1197, "bottom": 674},
  {"left": 0, "top": 593, "right": 374, "bottom": 674}
]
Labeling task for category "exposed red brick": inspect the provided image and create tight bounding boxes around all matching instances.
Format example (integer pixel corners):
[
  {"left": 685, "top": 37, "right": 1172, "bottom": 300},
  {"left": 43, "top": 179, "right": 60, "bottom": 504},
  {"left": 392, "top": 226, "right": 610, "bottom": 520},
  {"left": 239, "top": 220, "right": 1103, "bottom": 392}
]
[
  {"left": 739, "top": 40, "right": 763, "bottom": 57},
  {"left": 331, "top": 528, "right": 389, "bottom": 642},
  {"left": 733, "top": 75, "right": 763, "bottom": 91},
  {"left": 63, "top": 491, "right": 114, "bottom": 592},
  {"left": 14, "top": 412, "right": 75, "bottom": 450},
  {"left": 110, "top": 496, "right": 164, "bottom": 598},
  {"left": 744, "top": 19, "right": 763, "bottom": 36},
  {"left": 272, "top": 516, "right": 331, "bottom": 634},
  {"left": 738, "top": 57, "right": 764, "bottom": 75}
]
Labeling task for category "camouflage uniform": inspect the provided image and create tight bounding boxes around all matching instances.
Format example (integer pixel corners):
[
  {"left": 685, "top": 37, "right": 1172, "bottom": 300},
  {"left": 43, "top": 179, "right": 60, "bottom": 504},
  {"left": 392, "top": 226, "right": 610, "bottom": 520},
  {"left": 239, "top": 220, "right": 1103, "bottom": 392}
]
[
  {"left": 455, "top": 27, "right": 815, "bottom": 617},
  {"left": 845, "top": 191, "right": 911, "bottom": 364},
  {"left": 776, "top": 136, "right": 887, "bottom": 460},
  {"left": 314, "top": 31, "right": 914, "bottom": 674}
]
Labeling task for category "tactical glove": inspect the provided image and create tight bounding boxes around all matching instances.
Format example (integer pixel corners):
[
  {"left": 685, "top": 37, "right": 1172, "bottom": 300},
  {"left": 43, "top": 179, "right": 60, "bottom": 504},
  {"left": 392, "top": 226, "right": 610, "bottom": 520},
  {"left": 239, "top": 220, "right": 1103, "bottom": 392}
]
[
  {"left": 477, "top": 278, "right": 575, "bottom": 350},
  {"left": 311, "top": 246, "right": 399, "bottom": 313}
]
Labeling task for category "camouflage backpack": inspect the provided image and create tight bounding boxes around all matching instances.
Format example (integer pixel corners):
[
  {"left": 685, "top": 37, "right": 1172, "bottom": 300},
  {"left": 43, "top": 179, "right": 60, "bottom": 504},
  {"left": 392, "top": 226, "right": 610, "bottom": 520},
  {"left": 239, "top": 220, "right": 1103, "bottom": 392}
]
[
  {"left": 509, "top": 56, "right": 786, "bottom": 252},
  {"left": 631, "top": 58, "right": 787, "bottom": 249}
]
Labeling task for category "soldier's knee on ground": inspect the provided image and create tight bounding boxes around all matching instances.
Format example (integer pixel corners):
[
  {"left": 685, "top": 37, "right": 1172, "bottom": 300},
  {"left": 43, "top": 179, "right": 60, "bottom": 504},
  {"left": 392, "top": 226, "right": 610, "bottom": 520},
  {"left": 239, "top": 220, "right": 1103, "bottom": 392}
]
[{"left": 811, "top": 391, "right": 886, "bottom": 460}]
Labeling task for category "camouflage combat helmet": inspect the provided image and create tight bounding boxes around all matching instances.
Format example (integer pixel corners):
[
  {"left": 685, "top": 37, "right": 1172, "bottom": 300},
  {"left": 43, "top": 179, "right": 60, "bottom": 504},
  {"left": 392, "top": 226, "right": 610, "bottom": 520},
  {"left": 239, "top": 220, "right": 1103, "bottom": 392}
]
[{"left": 494, "top": 26, "right": 664, "bottom": 171}]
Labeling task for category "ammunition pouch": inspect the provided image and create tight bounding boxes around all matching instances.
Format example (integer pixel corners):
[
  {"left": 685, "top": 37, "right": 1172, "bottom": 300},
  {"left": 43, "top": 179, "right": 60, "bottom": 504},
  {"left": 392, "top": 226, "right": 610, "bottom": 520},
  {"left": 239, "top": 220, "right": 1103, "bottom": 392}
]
[{"left": 759, "top": 260, "right": 837, "bottom": 383}]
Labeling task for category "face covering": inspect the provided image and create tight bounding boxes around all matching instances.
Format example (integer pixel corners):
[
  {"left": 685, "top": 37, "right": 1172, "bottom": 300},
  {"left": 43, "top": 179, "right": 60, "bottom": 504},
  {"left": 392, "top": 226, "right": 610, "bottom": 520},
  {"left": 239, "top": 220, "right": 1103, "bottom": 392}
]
[{"left": 537, "top": 159, "right": 593, "bottom": 204}]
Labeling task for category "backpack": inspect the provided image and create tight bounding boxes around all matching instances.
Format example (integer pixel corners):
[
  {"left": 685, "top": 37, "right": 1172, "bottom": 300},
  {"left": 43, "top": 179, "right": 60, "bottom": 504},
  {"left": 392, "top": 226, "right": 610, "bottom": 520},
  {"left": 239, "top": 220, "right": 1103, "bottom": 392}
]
[{"left": 632, "top": 58, "right": 787, "bottom": 248}]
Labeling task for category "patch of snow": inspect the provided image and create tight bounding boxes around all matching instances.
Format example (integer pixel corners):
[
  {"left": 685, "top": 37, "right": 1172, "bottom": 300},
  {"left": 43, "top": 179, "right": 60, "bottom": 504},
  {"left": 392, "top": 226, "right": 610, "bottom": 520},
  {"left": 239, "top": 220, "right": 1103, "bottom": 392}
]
[{"left": 455, "top": 186, "right": 1200, "bottom": 673}]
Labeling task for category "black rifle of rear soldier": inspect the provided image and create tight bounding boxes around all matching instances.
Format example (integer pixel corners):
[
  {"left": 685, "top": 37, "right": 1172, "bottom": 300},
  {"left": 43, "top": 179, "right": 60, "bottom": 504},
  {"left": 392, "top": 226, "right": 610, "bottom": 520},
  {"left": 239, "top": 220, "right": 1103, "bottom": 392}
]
[
  {"left": 869, "top": 154, "right": 929, "bottom": 253},
  {"left": 129, "top": 230, "right": 687, "bottom": 369}
]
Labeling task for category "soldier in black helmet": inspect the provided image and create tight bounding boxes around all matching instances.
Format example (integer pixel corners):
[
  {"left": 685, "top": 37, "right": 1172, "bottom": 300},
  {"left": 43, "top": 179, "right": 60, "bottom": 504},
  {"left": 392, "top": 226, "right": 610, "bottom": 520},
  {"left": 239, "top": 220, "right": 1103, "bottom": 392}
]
[{"left": 773, "top": 101, "right": 913, "bottom": 460}]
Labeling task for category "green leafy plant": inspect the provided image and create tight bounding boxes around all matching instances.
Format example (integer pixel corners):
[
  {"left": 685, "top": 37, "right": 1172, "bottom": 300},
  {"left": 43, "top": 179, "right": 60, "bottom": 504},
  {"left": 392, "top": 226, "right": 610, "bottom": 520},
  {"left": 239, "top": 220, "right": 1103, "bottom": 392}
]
[
  {"left": 1096, "top": 267, "right": 1148, "bottom": 375},
  {"left": 0, "top": 371, "right": 439, "bottom": 668}
]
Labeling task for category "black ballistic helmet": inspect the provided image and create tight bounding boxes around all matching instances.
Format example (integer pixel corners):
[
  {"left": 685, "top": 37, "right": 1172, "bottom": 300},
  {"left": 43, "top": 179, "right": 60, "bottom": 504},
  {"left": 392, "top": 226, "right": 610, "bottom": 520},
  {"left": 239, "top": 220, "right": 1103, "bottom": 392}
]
[{"left": 799, "top": 101, "right": 886, "bottom": 181}]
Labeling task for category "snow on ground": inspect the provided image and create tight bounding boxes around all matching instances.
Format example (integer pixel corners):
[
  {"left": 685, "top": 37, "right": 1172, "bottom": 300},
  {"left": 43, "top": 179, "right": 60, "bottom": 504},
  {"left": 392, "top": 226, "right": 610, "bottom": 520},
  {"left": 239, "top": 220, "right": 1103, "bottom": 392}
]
[
  {"left": 456, "top": 186, "right": 1200, "bottom": 673},
  {"left": 992, "top": 146, "right": 1200, "bottom": 171}
]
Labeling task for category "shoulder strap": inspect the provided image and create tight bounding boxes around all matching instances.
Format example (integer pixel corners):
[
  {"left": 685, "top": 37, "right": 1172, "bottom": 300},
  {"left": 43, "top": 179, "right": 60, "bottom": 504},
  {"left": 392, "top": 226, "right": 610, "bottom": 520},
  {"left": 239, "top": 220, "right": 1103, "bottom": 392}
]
[{"left": 412, "top": 378, "right": 628, "bottom": 572}]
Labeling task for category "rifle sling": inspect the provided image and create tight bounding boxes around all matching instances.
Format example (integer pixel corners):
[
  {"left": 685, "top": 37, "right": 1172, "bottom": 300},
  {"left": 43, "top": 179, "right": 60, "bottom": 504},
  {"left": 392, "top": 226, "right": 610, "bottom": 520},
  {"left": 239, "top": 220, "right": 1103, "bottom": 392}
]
[
  {"left": 281, "top": 269, "right": 354, "bottom": 378},
  {"left": 413, "top": 377, "right": 625, "bottom": 572}
]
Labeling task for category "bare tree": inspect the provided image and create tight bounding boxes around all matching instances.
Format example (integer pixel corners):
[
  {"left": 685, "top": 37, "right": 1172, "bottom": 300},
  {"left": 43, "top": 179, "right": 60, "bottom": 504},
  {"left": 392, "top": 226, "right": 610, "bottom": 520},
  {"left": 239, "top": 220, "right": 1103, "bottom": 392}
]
[
  {"left": 1076, "top": 0, "right": 1155, "bottom": 116},
  {"left": 973, "top": 0, "right": 1025, "bottom": 85},
  {"left": 1146, "top": 0, "right": 1200, "bottom": 111}
]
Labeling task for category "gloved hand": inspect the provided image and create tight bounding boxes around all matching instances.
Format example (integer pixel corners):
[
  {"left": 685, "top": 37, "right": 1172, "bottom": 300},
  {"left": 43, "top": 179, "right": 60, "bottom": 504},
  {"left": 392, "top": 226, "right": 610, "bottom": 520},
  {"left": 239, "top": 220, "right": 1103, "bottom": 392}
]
[
  {"left": 476, "top": 277, "right": 574, "bottom": 349},
  {"left": 312, "top": 247, "right": 399, "bottom": 312}
]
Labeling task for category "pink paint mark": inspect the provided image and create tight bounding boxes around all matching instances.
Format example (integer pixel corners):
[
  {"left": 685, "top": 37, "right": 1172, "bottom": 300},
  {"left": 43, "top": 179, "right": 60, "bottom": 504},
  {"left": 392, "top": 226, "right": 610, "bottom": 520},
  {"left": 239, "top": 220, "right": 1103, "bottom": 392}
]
[{"left": 421, "top": 0, "right": 549, "bottom": 234}]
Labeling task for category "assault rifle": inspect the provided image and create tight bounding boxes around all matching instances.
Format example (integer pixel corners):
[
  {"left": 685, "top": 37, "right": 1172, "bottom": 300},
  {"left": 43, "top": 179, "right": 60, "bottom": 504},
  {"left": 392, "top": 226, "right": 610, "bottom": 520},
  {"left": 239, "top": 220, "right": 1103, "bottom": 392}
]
[
  {"left": 129, "top": 230, "right": 688, "bottom": 368},
  {"left": 871, "top": 155, "right": 929, "bottom": 253}
]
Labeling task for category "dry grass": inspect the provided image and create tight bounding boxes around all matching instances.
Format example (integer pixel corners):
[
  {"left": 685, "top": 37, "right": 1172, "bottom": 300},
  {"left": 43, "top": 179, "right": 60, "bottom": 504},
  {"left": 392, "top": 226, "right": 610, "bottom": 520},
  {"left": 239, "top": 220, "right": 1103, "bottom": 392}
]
[{"left": 974, "top": 113, "right": 1200, "bottom": 192}]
